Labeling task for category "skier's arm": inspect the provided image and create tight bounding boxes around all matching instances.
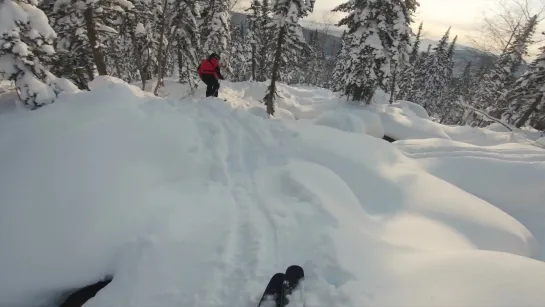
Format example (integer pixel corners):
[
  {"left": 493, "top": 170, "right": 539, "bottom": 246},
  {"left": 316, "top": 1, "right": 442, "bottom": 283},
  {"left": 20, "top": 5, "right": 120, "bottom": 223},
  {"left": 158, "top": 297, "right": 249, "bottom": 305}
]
[{"left": 216, "top": 67, "right": 225, "bottom": 80}]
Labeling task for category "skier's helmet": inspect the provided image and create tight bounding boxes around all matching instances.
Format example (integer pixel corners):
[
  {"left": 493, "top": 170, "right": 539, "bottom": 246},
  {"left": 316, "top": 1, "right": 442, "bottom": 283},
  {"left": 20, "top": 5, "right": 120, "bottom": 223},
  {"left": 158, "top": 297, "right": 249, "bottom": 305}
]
[{"left": 209, "top": 53, "right": 221, "bottom": 61}]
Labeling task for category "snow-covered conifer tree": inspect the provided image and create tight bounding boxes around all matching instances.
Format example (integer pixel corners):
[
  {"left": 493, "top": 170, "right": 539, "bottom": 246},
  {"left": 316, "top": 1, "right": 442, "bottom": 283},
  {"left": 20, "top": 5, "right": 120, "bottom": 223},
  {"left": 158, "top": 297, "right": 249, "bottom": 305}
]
[
  {"left": 257, "top": 0, "right": 273, "bottom": 81},
  {"left": 0, "top": 0, "right": 78, "bottom": 109},
  {"left": 306, "top": 29, "right": 325, "bottom": 86},
  {"left": 172, "top": 0, "right": 201, "bottom": 86},
  {"left": 411, "top": 27, "right": 452, "bottom": 115},
  {"left": 501, "top": 45, "right": 545, "bottom": 127},
  {"left": 473, "top": 15, "right": 538, "bottom": 119},
  {"left": 246, "top": 0, "right": 262, "bottom": 81},
  {"left": 332, "top": 0, "right": 418, "bottom": 104},
  {"left": 331, "top": 30, "right": 349, "bottom": 93},
  {"left": 409, "top": 22, "right": 423, "bottom": 64},
  {"left": 202, "top": 0, "right": 231, "bottom": 74},
  {"left": 230, "top": 24, "right": 251, "bottom": 81},
  {"left": 263, "top": 0, "right": 315, "bottom": 116},
  {"left": 398, "top": 21, "right": 423, "bottom": 100}
]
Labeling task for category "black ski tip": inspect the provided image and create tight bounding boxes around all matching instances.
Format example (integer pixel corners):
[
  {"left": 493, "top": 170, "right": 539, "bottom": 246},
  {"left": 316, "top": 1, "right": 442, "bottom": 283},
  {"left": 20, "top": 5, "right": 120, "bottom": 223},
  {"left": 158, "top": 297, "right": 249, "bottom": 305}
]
[
  {"left": 257, "top": 273, "right": 285, "bottom": 307},
  {"left": 284, "top": 265, "right": 304, "bottom": 292},
  {"left": 285, "top": 265, "right": 304, "bottom": 279}
]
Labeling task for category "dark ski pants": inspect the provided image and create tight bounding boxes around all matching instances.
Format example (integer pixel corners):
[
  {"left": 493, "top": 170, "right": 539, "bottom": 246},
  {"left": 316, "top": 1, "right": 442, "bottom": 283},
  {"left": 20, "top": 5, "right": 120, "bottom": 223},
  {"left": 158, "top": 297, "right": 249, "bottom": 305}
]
[{"left": 201, "top": 74, "right": 220, "bottom": 97}]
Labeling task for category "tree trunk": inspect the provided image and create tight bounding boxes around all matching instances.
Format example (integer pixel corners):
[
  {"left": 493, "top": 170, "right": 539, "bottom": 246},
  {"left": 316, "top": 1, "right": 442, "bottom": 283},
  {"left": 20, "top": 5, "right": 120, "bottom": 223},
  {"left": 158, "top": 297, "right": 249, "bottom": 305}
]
[
  {"left": 264, "top": 26, "right": 285, "bottom": 116},
  {"left": 440, "top": 104, "right": 454, "bottom": 123},
  {"left": 251, "top": 45, "right": 256, "bottom": 81},
  {"left": 153, "top": 0, "right": 170, "bottom": 96},
  {"left": 516, "top": 94, "right": 543, "bottom": 127},
  {"left": 177, "top": 41, "right": 184, "bottom": 83},
  {"left": 84, "top": 7, "right": 108, "bottom": 76},
  {"left": 389, "top": 65, "right": 397, "bottom": 104}
]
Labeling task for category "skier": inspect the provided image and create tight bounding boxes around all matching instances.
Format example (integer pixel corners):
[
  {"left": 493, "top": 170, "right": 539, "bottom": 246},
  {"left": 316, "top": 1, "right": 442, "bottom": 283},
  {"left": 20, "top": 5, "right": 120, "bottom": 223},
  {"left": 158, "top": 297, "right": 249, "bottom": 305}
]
[{"left": 197, "top": 53, "right": 225, "bottom": 97}]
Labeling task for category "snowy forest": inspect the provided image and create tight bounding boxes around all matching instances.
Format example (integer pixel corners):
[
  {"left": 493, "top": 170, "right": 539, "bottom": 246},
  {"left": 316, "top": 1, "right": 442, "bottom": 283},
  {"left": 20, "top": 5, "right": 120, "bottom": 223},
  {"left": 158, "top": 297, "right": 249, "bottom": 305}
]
[{"left": 1, "top": 0, "right": 545, "bottom": 130}]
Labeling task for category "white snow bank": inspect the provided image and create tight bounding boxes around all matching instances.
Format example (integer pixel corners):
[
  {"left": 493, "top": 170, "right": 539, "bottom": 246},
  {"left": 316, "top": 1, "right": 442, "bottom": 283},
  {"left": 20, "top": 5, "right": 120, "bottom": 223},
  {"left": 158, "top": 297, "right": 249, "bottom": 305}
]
[
  {"left": 2, "top": 79, "right": 545, "bottom": 307},
  {"left": 374, "top": 103, "right": 451, "bottom": 140},
  {"left": 393, "top": 100, "right": 431, "bottom": 119},
  {"left": 537, "top": 137, "right": 545, "bottom": 148},
  {"left": 395, "top": 138, "right": 545, "bottom": 259},
  {"left": 311, "top": 108, "right": 384, "bottom": 138},
  {"left": 443, "top": 124, "right": 539, "bottom": 146}
]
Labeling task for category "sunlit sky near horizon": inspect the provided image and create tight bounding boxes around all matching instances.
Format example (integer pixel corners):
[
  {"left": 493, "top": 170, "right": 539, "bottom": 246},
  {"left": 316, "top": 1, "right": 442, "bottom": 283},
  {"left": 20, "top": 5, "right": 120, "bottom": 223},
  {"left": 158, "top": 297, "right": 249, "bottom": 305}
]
[
  {"left": 235, "top": 0, "right": 545, "bottom": 53},
  {"left": 307, "top": 0, "right": 498, "bottom": 42}
]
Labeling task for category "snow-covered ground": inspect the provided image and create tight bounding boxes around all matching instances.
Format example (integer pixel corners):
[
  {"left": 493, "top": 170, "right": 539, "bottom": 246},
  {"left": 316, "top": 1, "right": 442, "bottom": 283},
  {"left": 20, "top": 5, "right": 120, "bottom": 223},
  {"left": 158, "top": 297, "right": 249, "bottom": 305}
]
[{"left": 1, "top": 78, "right": 545, "bottom": 307}]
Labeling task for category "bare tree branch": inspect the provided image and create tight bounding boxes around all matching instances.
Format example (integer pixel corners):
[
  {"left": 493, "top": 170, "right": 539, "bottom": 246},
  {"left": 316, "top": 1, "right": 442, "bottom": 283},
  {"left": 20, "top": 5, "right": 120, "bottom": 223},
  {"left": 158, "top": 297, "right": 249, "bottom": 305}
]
[{"left": 468, "top": 0, "right": 545, "bottom": 56}]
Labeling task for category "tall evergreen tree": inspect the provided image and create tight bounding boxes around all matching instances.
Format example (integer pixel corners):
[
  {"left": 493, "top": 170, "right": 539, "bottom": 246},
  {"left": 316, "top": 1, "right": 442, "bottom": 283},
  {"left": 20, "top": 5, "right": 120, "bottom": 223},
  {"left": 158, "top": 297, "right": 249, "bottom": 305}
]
[
  {"left": 331, "top": 30, "right": 348, "bottom": 92},
  {"left": 473, "top": 15, "right": 538, "bottom": 119},
  {"left": 246, "top": 0, "right": 262, "bottom": 81},
  {"left": 411, "top": 27, "right": 452, "bottom": 115},
  {"left": 124, "top": 0, "right": 160, "bottom": 89},
  {"left": 263, "top": 0, "right": 315, "bottom": 116},
  {"left": 0, "top": 0, "right": 78, "bottom": 109},
  {"left": 409, "top": 22, "right": 423, "bottom": 64},
  {"left": 501, "top": 45, "right": 545, "bottom": 127},
  {"left": 202, "top": 0, "right": 231, "bottom": 74},
  {"left": 435, "top": 35, "right": 458, "bottom": 122},
  {"left": 40, "top": 0, "right": 95, "bottom": 89},
  {"left": 332, "top": 0, "right": 418, "bottom": 104},
  {"left": 460, "top": 60, "right": 473, "bottom": 101},
  {"left": 398, "top": 22, "right": 424, "bottom": 100},
  {"left": 306, "top": 29, "right": 325, "bottom": 86},
  {"left": 230, "top": 24, "right": 252, "bottom": 81},
  {"left": 257, "top": 0, "right": 273, "bottom": 81},
  {"left": 173, "top": 0, "right": 201, "bottom": 86}
]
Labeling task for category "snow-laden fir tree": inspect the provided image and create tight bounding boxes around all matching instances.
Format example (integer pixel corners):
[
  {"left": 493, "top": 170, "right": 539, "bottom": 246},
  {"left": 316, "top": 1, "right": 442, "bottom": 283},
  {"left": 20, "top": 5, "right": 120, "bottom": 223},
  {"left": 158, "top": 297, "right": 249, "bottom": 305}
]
[
  {"left": 263, "top": 0, "right": 315, "bottom": 116},
  {"left": 409, "top": 22, "right": 423, "bottom": 64},
  {"left": 202, "top": 0, "right": 231, "bottom": 74},
  {"left": 332, "top": 0, "right": 418, "bottom": 104},
  {"left": 306, "top": 29, "right": 325, "bottom": 86},
  {"left": 172, "top": 0, "right": 201, "bottom": 87},
  {"left": 398, "top": 21, "right": 423, "bottom": 100},
  {"left": 473, "top": 15, "right": 538, "bottom": 120},
  {"left": 322, "top": 38, "right": 341, "bottom": 89},
  {"left": 257, "top": 0, "right": 273, "bottom": 81},
  {"left": 411, "top": 27, "right": 452, "bottom": 116},
  {"left": 459, "top": 60, "right": 473, "bottom": 101},
  {"left": 0, "top": 0, "right": 78, "bottom": 109},
  {"left": 246, "top": 0, "right": 262, "bottom": 81},
  {"left": 230, "top": 24, "right": 252, "bottom": 81},
  {"left": 433, "top": 35, "right": 459, "bottom": 123},
  {"left": 123, "top": 0, "right": 161, "bottom": 89},
  {"left": 39, "top": 0, "right": 95, "bottom": 89},
  {"left": 58, "top": 0, "right": 134, "bottom": 76},
  {"left": 331, "top": 30, "right": 348, "bottom": 92},
  {"left": 501, "top": 44, "right": 545, "bottom": 128}
]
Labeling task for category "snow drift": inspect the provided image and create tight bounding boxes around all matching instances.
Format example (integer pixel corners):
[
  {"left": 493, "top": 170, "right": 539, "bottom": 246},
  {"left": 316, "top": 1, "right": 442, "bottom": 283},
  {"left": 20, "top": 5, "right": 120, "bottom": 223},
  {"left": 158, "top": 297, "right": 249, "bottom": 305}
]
[{"left": 1, "top": 77, "right": 545, "bottom": 307}]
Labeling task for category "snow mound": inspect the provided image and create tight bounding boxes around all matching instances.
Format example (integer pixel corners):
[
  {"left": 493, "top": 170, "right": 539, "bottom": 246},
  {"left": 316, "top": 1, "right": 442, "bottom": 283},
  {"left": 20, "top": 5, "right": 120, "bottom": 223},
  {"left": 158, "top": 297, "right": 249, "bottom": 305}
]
[
  {"left": 393, "top": 100, "right": 431, "bottom": 119},
  {"left": 395, "top": 138, "right": 545, "bottom": 259},
  {"left": 1, "top": 80, "right": 545, "bottom": 307},
  {"left": 312, "top": 109, "right": 384, "bottom": 138},
  {"left": 537, "top": 137, "right": 545, "bottom": 148},
  {"left": 375, "top": 104, "right": 451, "bottom": 140}
]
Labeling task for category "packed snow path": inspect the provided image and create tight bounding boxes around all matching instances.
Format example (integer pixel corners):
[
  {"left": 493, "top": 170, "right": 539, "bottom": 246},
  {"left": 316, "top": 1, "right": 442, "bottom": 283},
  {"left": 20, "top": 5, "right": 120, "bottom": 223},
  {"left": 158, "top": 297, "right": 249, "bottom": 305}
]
[{"left": 1, "top": 78, "right": 545, "bottom": 307}]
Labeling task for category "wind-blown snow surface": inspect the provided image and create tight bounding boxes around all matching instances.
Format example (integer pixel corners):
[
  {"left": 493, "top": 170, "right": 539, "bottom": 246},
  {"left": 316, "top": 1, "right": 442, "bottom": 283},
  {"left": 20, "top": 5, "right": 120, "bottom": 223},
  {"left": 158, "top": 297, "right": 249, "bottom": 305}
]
[{"left": 1, "top": 78, "right": 545, "bottom": 307}]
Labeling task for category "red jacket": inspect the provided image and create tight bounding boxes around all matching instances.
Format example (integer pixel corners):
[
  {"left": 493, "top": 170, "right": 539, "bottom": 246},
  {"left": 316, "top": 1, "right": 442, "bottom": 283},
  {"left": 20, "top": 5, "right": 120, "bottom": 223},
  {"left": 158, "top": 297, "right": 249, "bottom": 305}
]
[{"left": 198, "top": 58, "right": 221, "bottom": 79}]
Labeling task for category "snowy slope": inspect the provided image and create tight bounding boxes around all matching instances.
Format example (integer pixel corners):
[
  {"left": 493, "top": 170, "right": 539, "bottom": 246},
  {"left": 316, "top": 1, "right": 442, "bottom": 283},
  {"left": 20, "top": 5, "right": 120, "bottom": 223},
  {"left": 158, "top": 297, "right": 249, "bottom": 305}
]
[
  {"left": 395, "top": 138, "right": 545, "bottom": 260},
  {"left": 1, "top": 78, "right": 545, "bottom": 307}
]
